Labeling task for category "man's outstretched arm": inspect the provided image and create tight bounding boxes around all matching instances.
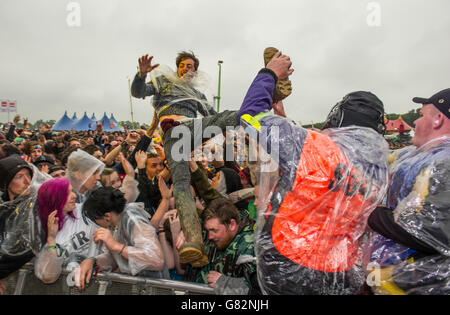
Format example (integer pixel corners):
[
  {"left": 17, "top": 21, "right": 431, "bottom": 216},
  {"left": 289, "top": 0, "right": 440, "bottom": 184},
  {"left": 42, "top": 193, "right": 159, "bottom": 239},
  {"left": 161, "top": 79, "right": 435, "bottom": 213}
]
[
  {"left": 237, "top": 51, "right": 293, "bottom": 121},
  {"left": 131, "top": 54, "right": 159, "bottom": 99}
]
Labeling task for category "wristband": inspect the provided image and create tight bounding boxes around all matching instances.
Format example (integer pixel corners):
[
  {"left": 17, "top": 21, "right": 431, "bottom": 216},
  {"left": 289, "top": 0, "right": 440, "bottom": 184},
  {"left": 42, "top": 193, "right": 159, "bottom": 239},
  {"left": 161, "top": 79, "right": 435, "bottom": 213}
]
[
  {"left": 48, "top": 244, "right": 63, "bottom": 257},
  {"left": 89, "top": 256, "right": 97, "bottom": 267},
  {"left": 118, "top": 244, "right": 127, "bottom": 256}
]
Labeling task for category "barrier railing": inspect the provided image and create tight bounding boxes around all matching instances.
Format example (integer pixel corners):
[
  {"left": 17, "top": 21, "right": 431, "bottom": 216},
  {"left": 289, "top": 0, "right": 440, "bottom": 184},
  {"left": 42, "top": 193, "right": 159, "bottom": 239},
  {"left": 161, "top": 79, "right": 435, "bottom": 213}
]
[{"left": 3, "top": 262, "right": 215, "bottom": 295}]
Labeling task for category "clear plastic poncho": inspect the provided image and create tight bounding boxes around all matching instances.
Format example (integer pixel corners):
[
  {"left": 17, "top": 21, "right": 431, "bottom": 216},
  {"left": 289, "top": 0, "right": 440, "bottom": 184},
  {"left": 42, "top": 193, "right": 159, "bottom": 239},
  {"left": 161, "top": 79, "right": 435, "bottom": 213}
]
[
  {"left": 1, "top": 164, "right": 52, "bottom": 257},
  {"left": 95, "top": 202, "right": 168, "bottom": 278},
  {"left": 67, "top": 149, "right": 105, "bottom": 196},
  {"left": 148, "top": 64, "right": 215, "bottom": 118},
  {"left": 34, "top": 204, "right": 102, "bottom": 283},
  {"left": 363, "top": 135, "right": 450, "bottom": 295},
  {"left": 246, "top": 114, "right": 389, "bottom": 295}
]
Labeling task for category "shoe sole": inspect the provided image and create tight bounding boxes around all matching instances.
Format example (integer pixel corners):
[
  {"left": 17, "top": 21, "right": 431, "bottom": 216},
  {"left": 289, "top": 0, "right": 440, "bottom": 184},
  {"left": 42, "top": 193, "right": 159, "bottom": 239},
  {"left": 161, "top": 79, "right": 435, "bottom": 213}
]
[
  {"left": 190, "top": 255, "right": 209, "bottom": 268},
  {"left": 264, "top": 47, "right": 292, "bottom": 103},
  {"left": 178, "top": 247, "right": 203, "bottom": 264}
]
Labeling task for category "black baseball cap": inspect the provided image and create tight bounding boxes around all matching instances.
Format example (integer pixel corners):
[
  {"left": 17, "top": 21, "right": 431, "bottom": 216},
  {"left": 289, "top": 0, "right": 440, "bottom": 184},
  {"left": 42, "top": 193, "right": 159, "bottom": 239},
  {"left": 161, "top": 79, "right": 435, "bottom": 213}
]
[
  {"left": 413, "top": 88, "right": 450, "bottom": 119},
  {"left": 33, "top": 155, "right": 55, "bottom": 166}
]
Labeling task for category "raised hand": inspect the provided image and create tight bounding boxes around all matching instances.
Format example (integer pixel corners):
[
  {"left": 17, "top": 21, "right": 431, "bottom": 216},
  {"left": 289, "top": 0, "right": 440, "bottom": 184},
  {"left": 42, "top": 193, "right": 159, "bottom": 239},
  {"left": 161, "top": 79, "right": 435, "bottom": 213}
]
[
  {"left": 126, "top": 131, "right": 140, "bottom": 145},
  {"left": 13, "top": 114, "right": 20, "bottom": 125},
  {"left": 47, "top": 210, "right": 59, "bottom": 245},
  {"left": 120, "top": 154, "right": 135, "bottom": 177},
  {"left": 158, "top": 176, "right": 173, "bottom": 200},
  {"left": 266, "top": 51, "right": 294, "bottom": 80},
  {"left": 138, "top": 54, "right": 160, "bottom": 77},
  {"left": 135, "top": 150, "right": 147, "bottom": 169}
]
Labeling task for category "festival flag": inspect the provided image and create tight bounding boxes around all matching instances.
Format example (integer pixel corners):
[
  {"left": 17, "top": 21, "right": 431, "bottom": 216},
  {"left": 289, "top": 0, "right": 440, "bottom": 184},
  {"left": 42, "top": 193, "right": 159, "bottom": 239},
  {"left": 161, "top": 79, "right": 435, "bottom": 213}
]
[
  {"left": 1, "top": 100, "right": 7, "bottom": 112},
  {"left": 9, "top": 100, "right": 17, "bottom": 113}
]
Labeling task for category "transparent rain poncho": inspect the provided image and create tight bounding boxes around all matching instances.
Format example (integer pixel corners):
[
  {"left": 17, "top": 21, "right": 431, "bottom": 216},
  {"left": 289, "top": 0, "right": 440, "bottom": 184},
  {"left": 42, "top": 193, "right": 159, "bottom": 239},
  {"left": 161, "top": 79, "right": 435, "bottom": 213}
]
[
  {"left": 147, "top": 65, "right": 216, "bottom": 118},
  {"left": 1, "top": 164, "right": 52, "bottom": 256},
  {"left": 120, "top": 174, "right": 139, "bottom": 204},
  {"left": 363, "top": 135, "right": 450, "bottom": 295},
  {"left": 67, "top": 149, "right": 105, "bottom": 197},
  {"left": 34, "top": 204, "right": 102, "bottom": 284},
  {"left": 245, "top": 114, "right": 389, "bottom": 295},
  {"left": 94, "top": 203, "right": 168, "bottom": 278}
]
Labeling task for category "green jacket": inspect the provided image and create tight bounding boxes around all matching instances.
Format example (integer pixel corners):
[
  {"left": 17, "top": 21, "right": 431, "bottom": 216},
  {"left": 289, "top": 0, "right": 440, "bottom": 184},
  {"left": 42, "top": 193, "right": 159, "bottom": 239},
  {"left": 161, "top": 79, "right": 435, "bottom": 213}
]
[{"left": 185, "top": 165, "right": 256, "bottom": 294}]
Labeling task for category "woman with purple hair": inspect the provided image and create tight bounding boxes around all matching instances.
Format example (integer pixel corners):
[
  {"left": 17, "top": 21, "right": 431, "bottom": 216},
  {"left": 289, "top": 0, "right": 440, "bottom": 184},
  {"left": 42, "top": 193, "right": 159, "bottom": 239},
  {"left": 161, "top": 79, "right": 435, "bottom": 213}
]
[{"left": 34, "top": 177, "right": 101, "bottom": 284}]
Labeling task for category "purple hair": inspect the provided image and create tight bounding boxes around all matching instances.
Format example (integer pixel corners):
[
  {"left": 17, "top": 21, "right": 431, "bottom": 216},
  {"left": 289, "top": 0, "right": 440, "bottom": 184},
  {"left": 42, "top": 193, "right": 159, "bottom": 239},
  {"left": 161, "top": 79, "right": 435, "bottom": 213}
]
[{"left": 37, "top": 177, "right": 75, "bottom": 239}]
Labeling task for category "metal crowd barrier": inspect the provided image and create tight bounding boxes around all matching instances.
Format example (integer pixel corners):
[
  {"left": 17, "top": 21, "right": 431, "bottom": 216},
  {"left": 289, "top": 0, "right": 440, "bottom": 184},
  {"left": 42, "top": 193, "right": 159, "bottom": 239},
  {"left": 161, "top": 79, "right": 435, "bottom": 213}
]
[{"left": 3, "top": 262, "right": 215, "bottom": 295}]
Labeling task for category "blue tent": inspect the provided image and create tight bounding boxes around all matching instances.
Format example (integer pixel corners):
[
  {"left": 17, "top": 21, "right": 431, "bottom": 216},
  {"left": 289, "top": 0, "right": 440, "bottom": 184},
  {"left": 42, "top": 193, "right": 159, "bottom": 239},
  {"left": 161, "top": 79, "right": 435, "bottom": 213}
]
[
  {"left": 71, "top": 113, "right": 78, "bottom": 121},
  {"left": 72, "top": 112, "right": 95, "bottom": 131},
  {"left": 110, "top": 113, "right": 118, "bottom": 125},
  {"left": 52, "top": 111, "right": 74, "bottom": 131},
  {"left": 100, "top": 112, "right": 123, "bottom": 132},
  {"left": 90, "top": 113, "right": 97, "bottom": 123},
  {"left": 109, "top": 113, "right": 124, "bottom": 131}
]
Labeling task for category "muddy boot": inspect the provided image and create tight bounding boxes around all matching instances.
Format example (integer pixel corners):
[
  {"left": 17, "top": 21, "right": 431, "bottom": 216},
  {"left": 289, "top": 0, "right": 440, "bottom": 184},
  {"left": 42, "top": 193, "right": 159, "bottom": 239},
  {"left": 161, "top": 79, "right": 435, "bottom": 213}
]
[
  {"left": 175, "top": 190, "right": 209, "bottom": 266},
  {"left": 191, "top": 254, "right": 209, "bottom": 268},
  {"left": 264, "top": 47, "right": 292, "bottom": 103}
]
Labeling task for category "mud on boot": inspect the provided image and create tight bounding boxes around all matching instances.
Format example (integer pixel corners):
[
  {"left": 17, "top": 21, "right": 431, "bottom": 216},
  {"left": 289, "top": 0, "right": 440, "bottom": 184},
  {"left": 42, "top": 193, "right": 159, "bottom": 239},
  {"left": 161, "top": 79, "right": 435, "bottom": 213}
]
[{"left": 174, "top": 190, "right": 208, "bottom": 264}]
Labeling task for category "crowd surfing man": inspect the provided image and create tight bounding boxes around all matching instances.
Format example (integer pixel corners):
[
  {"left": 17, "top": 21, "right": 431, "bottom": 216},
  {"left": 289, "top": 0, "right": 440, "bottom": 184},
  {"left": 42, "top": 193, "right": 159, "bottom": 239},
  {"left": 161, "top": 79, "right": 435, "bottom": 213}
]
[
  {"left": 132, "top": 49, "right": 292, "bottom": 268},
  {"left": 131, "top": 51, "right": 237, "bottom": 267},
  {"left": 364, "top": 88, "right": 450, "bottom": 295},
  {"left": 236, "top": 51, "right": 389, "bottom": 294}
]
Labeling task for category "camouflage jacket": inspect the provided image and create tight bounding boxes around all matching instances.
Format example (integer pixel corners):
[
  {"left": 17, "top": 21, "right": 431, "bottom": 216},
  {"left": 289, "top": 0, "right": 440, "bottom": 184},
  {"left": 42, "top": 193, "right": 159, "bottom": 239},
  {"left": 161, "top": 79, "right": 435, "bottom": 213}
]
[
  {"left": 186, "top": 163, "right": 257, "bottom": 294},
  {"left": 184, "top": 215, "right": 256, "bottom": 292}
]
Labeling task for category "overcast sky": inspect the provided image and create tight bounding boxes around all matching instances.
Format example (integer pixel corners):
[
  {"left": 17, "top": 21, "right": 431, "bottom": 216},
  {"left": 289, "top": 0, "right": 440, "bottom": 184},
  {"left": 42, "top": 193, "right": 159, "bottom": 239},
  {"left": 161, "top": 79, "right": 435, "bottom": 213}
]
[{"left": 1, "top": 0, "right": 449, "bottom": 125}]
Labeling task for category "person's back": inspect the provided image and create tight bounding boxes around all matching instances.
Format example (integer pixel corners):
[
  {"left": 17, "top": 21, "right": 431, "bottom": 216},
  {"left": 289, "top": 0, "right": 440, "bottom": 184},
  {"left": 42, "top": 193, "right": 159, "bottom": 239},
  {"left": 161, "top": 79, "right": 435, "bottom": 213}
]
[
  {"left": 253, "top": 120, "right": 388, "bottom": 294},
  {"left": 365, "top": 137, "right": 450, "bottom": 295},
  {"left": 236, "top": 54, "right": 389, "bottom": 294}
]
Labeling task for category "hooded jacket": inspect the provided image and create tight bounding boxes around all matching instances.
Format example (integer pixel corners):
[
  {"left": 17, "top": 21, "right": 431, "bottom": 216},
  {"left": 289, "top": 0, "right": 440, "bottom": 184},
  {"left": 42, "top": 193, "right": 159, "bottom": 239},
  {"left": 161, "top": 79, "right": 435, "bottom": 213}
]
[{"left": 0, "top": 154, "right": 33, "bottom": 202}]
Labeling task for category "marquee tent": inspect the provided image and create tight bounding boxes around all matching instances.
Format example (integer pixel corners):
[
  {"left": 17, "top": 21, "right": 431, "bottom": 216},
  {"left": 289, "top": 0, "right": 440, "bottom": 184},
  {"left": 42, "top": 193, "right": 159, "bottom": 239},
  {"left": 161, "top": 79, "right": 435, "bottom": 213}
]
[
  {"left": 72, "top": 112, "right": 96, "bottom": 131},
  {"left": 385, "top": 116, "right": 413, "bottom": 133},
  {"left": 51, "top": 111, "right": 74, "bottom": 131}
]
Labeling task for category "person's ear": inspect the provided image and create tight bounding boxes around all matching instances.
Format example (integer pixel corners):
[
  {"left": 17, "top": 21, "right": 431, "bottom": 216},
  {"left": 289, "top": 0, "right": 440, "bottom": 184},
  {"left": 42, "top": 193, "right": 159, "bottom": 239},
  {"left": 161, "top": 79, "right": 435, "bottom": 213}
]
[
  {"left": 433, "top": 114, "right": 444, "bottom": 129},
  {"left": 229, "top": 219, "right": 238, "bottom": 233}
]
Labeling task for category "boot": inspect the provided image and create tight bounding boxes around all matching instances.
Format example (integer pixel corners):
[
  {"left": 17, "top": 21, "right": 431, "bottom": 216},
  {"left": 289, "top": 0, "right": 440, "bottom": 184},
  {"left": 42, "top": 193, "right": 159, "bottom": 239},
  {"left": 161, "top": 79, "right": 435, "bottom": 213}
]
[
  {"left": 190, "top": 254, "right": 209, "bottom": 268},
  {"left": 175, "top": 190, "right": 209, "bottom": 265},
  {"left": 264, "top": 47, "right": 292, "bottom": 103}
]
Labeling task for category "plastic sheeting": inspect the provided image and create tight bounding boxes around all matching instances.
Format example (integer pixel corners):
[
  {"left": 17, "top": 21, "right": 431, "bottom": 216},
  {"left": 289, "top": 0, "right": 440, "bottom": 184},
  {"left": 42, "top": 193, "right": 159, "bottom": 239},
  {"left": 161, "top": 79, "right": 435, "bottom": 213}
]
[
  {"left": 247, "top": 114, "right": 389, "bottom": 295},
  {"left": 94, "top": 203, "right": 168, "bottom": 278},
  {"left": 34, "top": 204, "right": 102, "bottom": 284},
  {"left": 67, "top": 149, "right": 105, "bottom": 194},
  {"left": 363, "top": 135, "right": 450, "bottom": 295},
  {"left": 148, "top": 65, "right": 214, "bottom": 118},
  {"left": 1, "top": 164, "right": 52, "bottom": 257}
]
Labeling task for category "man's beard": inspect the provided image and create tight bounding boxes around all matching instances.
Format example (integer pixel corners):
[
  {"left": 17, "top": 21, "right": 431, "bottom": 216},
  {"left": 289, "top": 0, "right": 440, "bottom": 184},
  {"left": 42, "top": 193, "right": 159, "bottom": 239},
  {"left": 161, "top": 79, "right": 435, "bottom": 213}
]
[{"left": 214, "top": 231, "right": 234, "bottom": 251}]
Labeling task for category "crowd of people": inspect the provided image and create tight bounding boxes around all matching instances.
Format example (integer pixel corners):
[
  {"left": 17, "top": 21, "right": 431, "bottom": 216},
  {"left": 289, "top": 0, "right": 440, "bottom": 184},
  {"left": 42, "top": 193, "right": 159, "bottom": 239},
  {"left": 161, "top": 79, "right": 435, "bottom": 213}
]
[{"left": 0, "top": 48, "right": 449, "bottom": 295}]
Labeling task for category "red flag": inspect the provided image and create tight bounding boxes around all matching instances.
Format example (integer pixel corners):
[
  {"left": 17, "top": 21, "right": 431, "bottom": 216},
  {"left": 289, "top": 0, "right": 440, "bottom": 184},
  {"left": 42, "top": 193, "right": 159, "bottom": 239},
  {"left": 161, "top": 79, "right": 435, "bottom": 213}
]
[{"left": 110, "top": 121, "right": 114, "bottom": 129}]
